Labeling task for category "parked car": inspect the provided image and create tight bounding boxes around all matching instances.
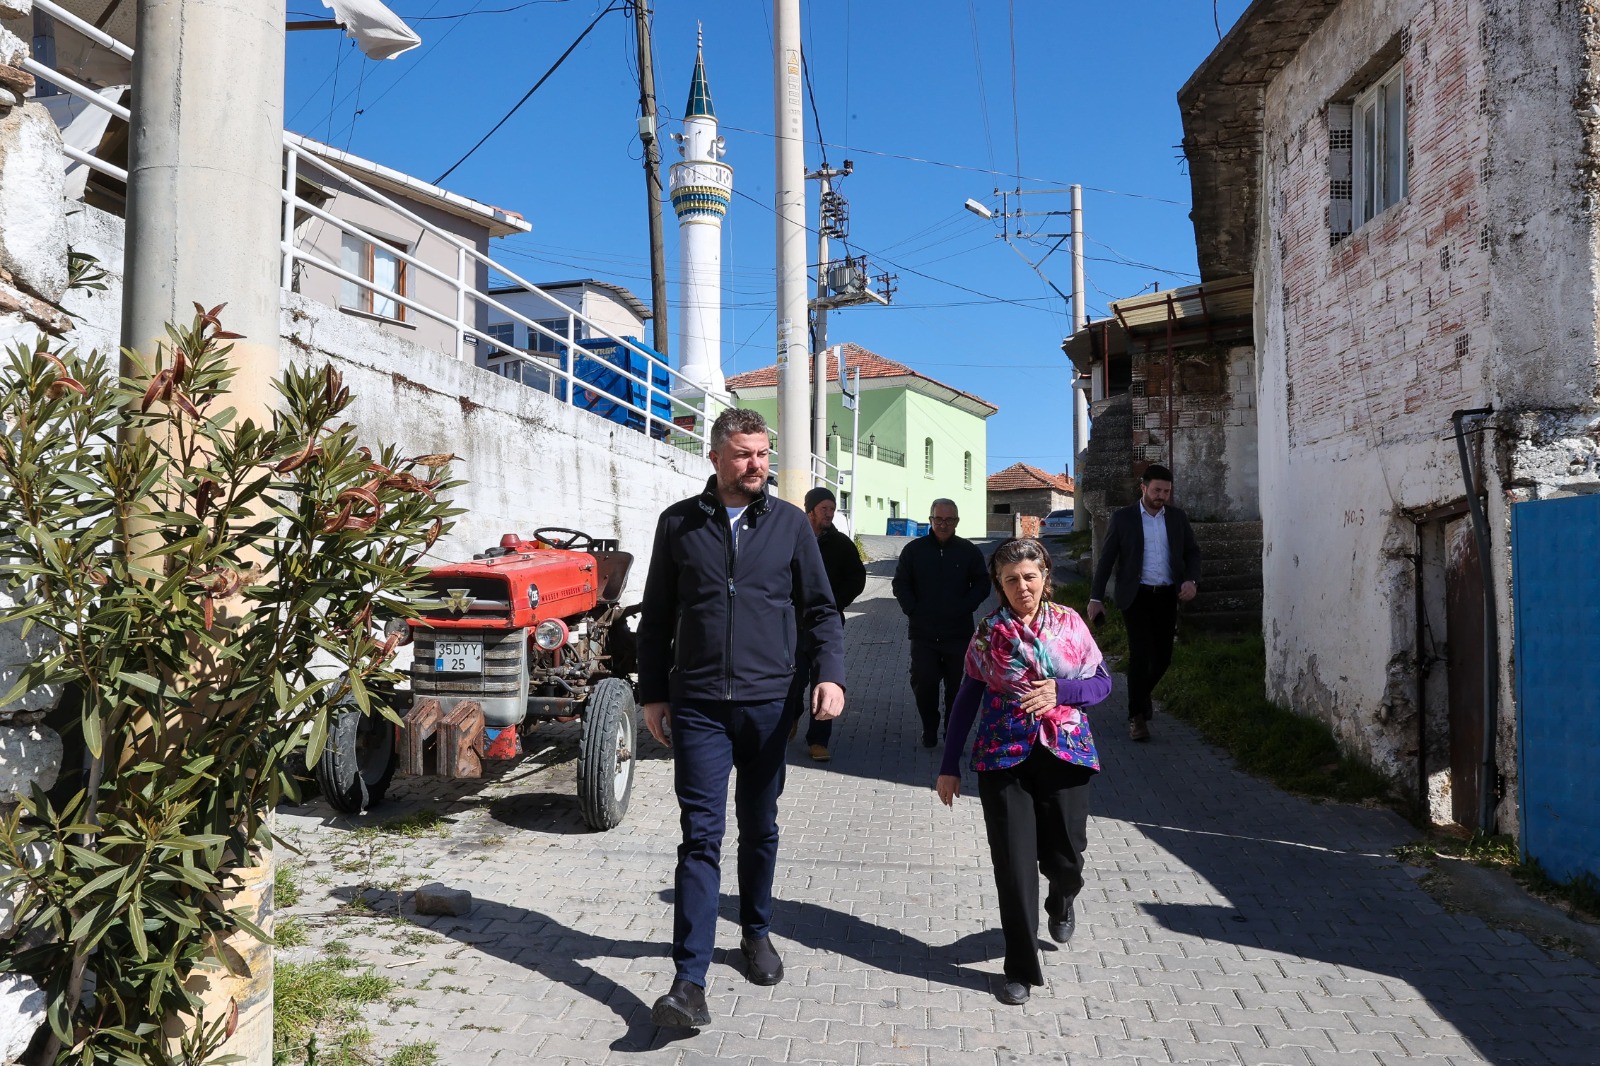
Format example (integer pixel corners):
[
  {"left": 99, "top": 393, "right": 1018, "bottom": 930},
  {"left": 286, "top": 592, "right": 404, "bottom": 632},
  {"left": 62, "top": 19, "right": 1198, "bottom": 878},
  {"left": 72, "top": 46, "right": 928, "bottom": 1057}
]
[{"left": 1040, "top": 508, "right": 1075, "bottom": 537}]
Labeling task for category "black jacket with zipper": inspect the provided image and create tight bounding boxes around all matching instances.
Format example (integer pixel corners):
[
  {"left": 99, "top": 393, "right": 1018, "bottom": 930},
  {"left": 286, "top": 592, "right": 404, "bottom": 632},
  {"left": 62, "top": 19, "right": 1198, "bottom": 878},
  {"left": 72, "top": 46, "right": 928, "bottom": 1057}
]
[
  {"left": 637, "top": 476, "right": 846, "bottom": 705},
  {"left": 891, "top": 532, "right": 991, "bottom": 648}
]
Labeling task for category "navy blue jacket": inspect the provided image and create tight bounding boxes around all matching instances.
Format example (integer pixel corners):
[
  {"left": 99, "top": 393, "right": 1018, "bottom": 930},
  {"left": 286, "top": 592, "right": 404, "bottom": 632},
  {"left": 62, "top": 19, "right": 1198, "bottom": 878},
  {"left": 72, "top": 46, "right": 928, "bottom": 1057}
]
[
  {"left": 891, "top": 533, "right": 990, "bottom": 647},
  {"left": 637, "top": 477, "right": 846, "bottom": 705}
]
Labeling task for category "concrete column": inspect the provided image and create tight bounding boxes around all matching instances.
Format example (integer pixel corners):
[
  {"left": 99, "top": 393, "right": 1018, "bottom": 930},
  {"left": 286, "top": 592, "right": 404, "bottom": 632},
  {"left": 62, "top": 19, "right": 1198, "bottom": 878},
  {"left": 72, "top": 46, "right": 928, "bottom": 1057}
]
[
  {"left": 773, "top": 0, "right": 808, "bottom": 503},
  {"left": 121, "top": 0, "right": 285, "bottom": 426}
]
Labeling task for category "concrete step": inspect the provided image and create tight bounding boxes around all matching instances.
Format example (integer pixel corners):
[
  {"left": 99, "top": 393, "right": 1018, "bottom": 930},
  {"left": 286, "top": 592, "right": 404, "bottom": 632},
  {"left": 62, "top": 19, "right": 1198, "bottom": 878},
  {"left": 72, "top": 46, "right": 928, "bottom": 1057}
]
[
  {"left": 1191, "top": 520, "right": 1263, "bottom": 539},
  {"left": 1195, "top": 538, "right": 1263, "bottom": 561},
  {"left": 1200, "top": 552, "right": 1263, "bottom": 576},
  {"left": 1190, "top": 587, "right": 1263, "bottom": 614},
  {"left": 1182, "top": 608, "right": 1262, "bottom": 634},
  {"left": 1199, "top": 571, "right": 1263, "bottom": 593}
]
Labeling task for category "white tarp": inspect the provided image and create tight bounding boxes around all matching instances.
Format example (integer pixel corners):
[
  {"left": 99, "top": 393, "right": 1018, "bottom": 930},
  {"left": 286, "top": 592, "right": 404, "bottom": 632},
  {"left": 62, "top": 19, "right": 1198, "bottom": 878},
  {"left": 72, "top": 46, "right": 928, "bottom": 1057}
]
[{"left": 322, "top": 0, "right": 421, "bottom": 61}]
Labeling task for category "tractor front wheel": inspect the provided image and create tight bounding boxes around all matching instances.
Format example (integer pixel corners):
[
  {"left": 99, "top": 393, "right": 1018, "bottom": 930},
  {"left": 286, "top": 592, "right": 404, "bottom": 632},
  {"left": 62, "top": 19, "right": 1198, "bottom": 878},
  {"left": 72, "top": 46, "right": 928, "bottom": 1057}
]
[
  {"left": 316, "top": 706, "right": 399, "bottom": 815},
  {"left": 578, "top": 678, "right": 636, "bottom": 830}
]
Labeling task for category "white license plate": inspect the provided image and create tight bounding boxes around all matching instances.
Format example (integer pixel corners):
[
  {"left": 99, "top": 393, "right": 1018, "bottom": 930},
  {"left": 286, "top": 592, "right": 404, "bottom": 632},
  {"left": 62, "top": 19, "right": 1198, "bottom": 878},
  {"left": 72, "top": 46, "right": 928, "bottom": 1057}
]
[{"left": 434, "top": 640, "right": 483, "bottom": 674}]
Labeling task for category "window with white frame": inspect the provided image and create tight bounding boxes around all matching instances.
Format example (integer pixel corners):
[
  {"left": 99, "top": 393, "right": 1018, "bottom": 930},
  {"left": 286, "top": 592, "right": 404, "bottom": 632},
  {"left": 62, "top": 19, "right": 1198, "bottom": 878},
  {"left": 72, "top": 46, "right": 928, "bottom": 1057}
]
[
  {"left": 924, "top": 437, "right": 934, "bottom": 477},
  {"left": 340, "top": 233, "right": 407, "bottom": 320},
  {"left": 963, "top": 451, "right": 972, "bottom": 488},
  {"left": 1352, "top": 62, "right": 1407, "bottom": 228}
]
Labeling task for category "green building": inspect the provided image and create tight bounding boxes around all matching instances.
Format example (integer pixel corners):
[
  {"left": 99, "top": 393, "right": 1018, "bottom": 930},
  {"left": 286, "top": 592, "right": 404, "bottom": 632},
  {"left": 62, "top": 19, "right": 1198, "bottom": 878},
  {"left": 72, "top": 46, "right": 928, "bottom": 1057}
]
[{"left": 727, "top": 344, "right": 996, "bottom": 535}]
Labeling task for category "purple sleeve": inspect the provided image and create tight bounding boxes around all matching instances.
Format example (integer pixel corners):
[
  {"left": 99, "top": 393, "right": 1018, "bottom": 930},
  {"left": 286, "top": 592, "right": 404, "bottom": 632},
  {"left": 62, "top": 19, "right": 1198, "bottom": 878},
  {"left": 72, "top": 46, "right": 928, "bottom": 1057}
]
[
  {"left": 938, "top": 675, "right": 986, "bottom": 778},
  {"left": 1055, "top": 664, "right": 1113, "bottom": 708}
]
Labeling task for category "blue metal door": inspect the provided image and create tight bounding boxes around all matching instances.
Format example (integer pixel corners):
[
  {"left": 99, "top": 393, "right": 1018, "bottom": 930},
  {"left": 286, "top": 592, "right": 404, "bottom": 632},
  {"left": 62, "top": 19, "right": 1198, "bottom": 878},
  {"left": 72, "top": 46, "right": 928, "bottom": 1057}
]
[{"left": 1511, "top": 494, "right": 1600, "bottom": 883}]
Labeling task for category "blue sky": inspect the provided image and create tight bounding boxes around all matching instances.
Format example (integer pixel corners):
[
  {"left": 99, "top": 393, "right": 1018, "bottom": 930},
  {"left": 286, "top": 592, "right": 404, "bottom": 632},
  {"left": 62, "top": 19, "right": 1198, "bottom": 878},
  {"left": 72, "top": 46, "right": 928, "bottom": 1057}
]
[{"left": 286, "top": 0, "right": 1251, "bottom": 477}]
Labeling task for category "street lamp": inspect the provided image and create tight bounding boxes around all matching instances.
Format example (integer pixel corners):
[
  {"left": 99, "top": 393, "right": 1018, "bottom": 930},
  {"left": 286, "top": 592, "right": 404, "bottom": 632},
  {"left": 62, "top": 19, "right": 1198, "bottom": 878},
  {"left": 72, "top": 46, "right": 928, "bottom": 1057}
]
[{"left": 963, "top": 198, "right": 994, "bottom": 220}]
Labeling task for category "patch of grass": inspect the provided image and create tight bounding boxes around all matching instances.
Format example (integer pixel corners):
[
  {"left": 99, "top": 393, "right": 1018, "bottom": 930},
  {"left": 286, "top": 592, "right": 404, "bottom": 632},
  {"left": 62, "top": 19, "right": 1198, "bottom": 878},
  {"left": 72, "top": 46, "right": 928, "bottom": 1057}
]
[
  {"left": 274, "top": 915, "right": 309, "bottom": 949},
  {"left": 1157, "top": 633, "right": 1399, "bottom": 806},
  {"left": 389, "top": 1042, "right": 440, "bottom": 1066},
  {"left": 354, "top": 807, "right": 449, "bottom": 841},
  {"left": 1053, "top": 529, "right": 1092, "bottom": 559},
  {"left": 1396, "top": 832, "right": 1600, "bottom": 922},
  {"left": 275, "top": 862, "right": 302, "bottom": 909},
  {"left": 1054, "top": 579, "right": 1129, "bottom": 660},
  {"left": 273, "top": 952, "right": 394, "bottom": 1066}
]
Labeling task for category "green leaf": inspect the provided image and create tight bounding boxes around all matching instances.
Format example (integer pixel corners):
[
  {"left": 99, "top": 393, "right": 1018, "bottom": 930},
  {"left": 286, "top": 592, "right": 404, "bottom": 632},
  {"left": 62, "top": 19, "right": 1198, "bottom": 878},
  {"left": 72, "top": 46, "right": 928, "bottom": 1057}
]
[{"left": 115, "top": 671, "right": 162, "bottom": 695}]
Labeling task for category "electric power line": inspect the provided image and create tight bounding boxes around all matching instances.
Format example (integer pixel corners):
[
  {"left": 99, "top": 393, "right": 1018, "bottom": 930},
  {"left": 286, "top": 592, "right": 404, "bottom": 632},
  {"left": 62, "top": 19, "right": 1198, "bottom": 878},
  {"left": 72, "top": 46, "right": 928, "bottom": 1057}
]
[
  {"left": 433, "top": 2, "right": 623, "bottom": 184},
  {"left": 715, "top": 123, "right": 1190, "bottom": 205}
]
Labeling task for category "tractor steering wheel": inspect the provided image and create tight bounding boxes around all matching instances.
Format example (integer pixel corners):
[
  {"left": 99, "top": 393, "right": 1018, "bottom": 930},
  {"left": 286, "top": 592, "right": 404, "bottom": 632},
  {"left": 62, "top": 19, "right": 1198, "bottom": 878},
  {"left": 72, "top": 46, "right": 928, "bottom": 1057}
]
[{"left": 533, "top": 526, "right": 594, "bottom": 551}]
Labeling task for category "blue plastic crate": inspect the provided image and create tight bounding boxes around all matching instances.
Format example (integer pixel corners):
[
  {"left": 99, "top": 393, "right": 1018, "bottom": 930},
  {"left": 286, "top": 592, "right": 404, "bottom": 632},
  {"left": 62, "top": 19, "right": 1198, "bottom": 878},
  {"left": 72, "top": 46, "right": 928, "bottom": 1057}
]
[{"left": 573, "top": 337, "right": 673, "bottom": 438}]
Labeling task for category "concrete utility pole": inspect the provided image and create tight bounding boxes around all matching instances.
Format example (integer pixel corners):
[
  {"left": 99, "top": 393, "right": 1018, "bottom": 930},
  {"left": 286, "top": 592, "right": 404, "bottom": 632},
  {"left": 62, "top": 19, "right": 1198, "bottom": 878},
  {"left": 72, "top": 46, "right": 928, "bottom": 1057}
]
[
  {"left": 773, "top": 0, "right": 809, "bottom": 504},
  {"left": 632, "top": 0, "right": 670, "bottom": 357},
  {"left": 121, "top": 0, "right": 284, "bottom": 429},
  {"left": 1071, "top": 184, "right": 1088, "bottom": 459}
]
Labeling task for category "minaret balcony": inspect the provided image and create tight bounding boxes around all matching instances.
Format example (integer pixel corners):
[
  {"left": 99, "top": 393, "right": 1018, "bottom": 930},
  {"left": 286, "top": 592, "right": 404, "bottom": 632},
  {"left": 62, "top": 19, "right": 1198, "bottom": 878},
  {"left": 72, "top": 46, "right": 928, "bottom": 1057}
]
[{"left": 669, "top": 161, "right": 733, "bottom": 194}]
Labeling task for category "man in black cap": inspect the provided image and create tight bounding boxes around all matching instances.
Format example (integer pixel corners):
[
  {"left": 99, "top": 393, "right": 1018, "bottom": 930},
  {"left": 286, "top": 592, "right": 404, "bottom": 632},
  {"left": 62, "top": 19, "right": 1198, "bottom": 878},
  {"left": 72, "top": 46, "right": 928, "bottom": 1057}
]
[{"left": 789, "top": 487, "right": 867, "bottom": 761}]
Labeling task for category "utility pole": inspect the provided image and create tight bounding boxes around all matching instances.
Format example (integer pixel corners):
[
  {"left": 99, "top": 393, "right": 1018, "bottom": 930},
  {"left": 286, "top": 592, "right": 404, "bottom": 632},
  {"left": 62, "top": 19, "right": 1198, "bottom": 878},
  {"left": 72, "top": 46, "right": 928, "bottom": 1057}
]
[
  {"left": 632, "top": 0, "right": 670, "bottom": 357},
  {"left": 1070, "top": 183, "right": 1088, "bottom": 459},
  {"left": 774, "top": 0, "right": 809, "bottom": 504},
  {"left": 122, "top": 0, "right": 283, "bottom": 431},
  {"left": 808, "top": 161, "right": 849, "bottom": 479},
  {"left": 807, "top": 159, "right": 890, "bottom": 492}
]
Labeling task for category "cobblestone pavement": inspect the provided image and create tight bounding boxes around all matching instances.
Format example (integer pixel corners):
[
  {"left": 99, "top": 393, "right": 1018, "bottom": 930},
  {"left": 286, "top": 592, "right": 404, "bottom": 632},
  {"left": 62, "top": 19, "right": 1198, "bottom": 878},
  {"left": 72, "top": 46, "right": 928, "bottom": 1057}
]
[{"left": 278, "top": 556, "right": 1600, "bottom": 1065}]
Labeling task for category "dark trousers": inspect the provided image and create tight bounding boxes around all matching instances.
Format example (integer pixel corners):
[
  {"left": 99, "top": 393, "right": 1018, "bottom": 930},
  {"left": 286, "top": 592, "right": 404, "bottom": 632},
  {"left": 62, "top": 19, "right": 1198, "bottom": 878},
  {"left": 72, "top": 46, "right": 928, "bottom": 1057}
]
[
  {"left": 785, "top": 667, "right": 834, "bottom": 747},
  {"left": 909, "top": 639, "right": 965, "bottom": 738},
  {"left": 670, "top": 695, "right": 795, "bottom": 986},
  {"left": 1122, "top": 583, "right": 1179, "bottom": 721},
  {"left": 976, "top": 745, "right": 1094, "bottom": 985}
]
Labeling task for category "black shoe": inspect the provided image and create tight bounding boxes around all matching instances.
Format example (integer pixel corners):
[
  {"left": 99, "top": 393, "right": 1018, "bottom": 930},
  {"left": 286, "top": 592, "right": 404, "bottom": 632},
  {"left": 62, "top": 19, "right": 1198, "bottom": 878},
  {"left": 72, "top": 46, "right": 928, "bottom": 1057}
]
[
  {"left": 1047, "top": 903, "right": 1076, "bottom": 944},
  {"left": 740, "top": 934, "right": 784, "bottom": 985},
  {"left": 651, "top": 978, "right": 710, "bottom": 1028},
  {"left": 996, "top": 978, "right": 1031, "bottom": 1005},
  {"left": 921, "top": 732, "right": 938, "bottom": 749}
]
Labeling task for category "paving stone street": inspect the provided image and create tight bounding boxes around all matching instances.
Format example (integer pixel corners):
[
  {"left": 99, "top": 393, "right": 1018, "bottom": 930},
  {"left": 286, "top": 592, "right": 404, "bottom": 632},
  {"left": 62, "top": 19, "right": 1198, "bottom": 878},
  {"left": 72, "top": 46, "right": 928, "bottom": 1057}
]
[{"left": 277, "top": 546, "right": 1600, "bottom": 1066}]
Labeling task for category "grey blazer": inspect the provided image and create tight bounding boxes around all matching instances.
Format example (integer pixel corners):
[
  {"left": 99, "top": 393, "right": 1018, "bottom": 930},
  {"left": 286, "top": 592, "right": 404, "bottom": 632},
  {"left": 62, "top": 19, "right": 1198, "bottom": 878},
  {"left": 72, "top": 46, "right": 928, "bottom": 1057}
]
[{"left": 1090, "top": 503, "right": 1202, "bottom": 610}]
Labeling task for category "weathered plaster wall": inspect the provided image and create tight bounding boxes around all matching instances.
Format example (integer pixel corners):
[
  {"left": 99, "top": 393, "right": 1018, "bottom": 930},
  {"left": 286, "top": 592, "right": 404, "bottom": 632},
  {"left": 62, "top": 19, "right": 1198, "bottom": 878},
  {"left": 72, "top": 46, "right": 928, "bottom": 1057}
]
[
  {"left": 1257, "top": 0, "right": 1495, "bottom": 784},
  {"left": 1136, "top": 340, "right": 1259, "bottom": 521}
]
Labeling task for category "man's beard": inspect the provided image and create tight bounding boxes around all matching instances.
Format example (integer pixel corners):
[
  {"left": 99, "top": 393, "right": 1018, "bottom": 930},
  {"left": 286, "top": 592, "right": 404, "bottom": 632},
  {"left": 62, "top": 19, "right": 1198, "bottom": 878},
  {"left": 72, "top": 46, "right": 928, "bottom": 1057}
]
[{"left": 719, "top": 474, "right": 763, "bottom": 502}]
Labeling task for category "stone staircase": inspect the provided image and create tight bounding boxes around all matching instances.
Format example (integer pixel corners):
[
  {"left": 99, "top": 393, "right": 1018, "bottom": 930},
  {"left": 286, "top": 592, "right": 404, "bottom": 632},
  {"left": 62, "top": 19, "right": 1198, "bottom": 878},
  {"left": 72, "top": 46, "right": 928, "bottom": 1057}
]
[{"left": 1185, "top": 519, "right": 1263, "bottom": 633}]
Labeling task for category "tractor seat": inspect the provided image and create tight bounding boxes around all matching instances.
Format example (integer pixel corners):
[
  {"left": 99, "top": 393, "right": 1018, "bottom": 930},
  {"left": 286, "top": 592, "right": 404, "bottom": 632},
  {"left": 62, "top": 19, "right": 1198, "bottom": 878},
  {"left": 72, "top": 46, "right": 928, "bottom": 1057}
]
[{"left": 593, "top": 551, "right": 634, "bottom": 603}]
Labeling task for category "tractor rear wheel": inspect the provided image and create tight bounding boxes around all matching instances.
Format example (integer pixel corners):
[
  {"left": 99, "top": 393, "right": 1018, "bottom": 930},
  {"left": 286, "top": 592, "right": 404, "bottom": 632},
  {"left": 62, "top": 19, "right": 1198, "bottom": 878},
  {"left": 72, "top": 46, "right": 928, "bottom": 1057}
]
[
  {"left": 316, "top": 706, "right": 398, "bottom": 815},
  {"left": 578, "top": 678, "right": 636, "bottom": 830}
]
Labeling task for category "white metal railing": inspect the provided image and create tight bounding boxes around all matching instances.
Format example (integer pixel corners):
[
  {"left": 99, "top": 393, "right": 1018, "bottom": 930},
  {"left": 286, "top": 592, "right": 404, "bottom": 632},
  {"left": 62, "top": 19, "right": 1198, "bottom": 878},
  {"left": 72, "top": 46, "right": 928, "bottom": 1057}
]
[{"left": 29, "top": 0, "right": 712, "bottom": 456}]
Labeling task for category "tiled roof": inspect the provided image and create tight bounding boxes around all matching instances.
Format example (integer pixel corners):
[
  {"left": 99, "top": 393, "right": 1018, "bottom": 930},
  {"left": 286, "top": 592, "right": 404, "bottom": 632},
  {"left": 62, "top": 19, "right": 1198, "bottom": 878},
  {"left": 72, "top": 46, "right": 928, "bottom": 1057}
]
[
  {"left": 986, "top": 462, "right": 1073, "bottom": 494},
  {"left": 725, "top": 343, "right": 996, "bottom": 413}
]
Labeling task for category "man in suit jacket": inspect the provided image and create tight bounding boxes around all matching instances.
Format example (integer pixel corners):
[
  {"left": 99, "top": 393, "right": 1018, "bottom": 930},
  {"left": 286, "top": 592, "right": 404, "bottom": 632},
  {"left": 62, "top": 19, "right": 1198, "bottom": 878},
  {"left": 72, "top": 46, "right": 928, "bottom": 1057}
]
[{"left": 1087, "top": 464, "right": 1201, "bottom": 741}]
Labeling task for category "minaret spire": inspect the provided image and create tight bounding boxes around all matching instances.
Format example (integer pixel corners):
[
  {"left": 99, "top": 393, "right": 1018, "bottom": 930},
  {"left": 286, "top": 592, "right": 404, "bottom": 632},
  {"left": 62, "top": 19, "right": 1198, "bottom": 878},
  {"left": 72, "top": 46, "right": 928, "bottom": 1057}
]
[{"left": 669, "top": 34, "right": 733, "bottom": 398}]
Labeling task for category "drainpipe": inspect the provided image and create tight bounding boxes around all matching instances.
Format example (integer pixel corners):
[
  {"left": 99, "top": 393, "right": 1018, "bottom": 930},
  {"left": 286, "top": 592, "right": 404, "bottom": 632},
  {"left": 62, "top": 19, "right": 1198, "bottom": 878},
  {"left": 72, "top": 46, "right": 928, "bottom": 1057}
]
[
  {"left": 1411, "top": 529, "right": 1429, "bottom": 817},
  {"left": 1451, "top": 407, "right": 1497, "bottom": 832}
]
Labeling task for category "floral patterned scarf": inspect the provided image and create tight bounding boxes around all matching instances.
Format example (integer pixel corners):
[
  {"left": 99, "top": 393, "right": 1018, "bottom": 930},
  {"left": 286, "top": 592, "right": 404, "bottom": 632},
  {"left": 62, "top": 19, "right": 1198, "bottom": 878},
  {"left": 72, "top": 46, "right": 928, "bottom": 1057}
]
[{"left": 965, "top": 600, "right": 1103, "bottom": 749}]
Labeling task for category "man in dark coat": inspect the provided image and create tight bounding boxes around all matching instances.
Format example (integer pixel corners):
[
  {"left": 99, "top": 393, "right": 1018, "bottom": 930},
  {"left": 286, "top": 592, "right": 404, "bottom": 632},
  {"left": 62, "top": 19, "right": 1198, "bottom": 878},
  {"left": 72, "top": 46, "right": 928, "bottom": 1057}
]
[
  {"left": 1087, "top": 463, "right": 1202, "bottom": 741},
  {"left": 637, "top": 408, "right": 846, "bottom": 1028},
  {"left": 789, "top": 486, "right": 867, "bottom": 762},
  {"left": 892, "top": 498, "right": 990, "bottom": 748}
]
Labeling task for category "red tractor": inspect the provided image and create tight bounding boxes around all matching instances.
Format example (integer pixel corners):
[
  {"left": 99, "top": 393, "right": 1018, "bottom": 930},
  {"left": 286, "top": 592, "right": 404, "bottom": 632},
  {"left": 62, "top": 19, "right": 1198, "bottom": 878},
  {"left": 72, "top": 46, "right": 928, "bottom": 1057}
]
[{"left": 315, "top": 528, "right": 641, "bottom": 830}]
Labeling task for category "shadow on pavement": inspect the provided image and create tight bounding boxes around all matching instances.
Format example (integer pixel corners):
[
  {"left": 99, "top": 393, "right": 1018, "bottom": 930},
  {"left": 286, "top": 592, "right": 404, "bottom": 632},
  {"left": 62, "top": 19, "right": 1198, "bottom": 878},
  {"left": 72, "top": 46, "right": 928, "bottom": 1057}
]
[
  {"left": 1090, "top": 718, "right": 1600, "bottom": 1066},
  {"left": 328, "top": 882, "right": 1009, "bottom": 1051}
]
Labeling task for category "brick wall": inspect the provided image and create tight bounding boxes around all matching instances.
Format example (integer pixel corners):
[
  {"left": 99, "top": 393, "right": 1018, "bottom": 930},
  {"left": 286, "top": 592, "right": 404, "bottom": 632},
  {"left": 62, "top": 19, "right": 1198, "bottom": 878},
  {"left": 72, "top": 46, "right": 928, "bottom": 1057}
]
[{"left": 1277, "top": 0, "right": 1488, "bottom": 451}]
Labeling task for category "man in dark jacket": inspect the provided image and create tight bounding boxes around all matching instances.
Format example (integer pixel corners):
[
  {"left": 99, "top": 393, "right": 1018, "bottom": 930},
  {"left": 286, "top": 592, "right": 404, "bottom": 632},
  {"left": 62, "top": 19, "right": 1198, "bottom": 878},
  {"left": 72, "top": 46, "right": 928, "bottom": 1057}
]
[
  {"left": 1087, "top": 463, "right": 1202, "bottom": 741},
  {"left": 637, "top": 408, "right": 845, "bottom": 1029},
  {"left": 789, "top": 486, "right": 867, "bottom": 762},
  {"left": 892, "top": 498, "right": 989, "bottom": 748}
]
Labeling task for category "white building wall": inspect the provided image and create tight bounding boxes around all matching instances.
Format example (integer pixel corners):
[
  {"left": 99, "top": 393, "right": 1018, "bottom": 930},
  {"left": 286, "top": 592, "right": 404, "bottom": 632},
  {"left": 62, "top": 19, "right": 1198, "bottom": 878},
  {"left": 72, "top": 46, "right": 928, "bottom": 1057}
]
[{"left": 1256, "top": 0, "right": 1491, "bottom": 781}]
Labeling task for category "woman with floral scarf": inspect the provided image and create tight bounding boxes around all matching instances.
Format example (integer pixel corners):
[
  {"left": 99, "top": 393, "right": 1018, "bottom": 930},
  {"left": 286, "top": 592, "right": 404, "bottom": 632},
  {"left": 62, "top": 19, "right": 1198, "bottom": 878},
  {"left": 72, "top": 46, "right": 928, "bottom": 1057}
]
[{"left": 936, "top": 537, "right": 1112, "bottom": 1006}]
